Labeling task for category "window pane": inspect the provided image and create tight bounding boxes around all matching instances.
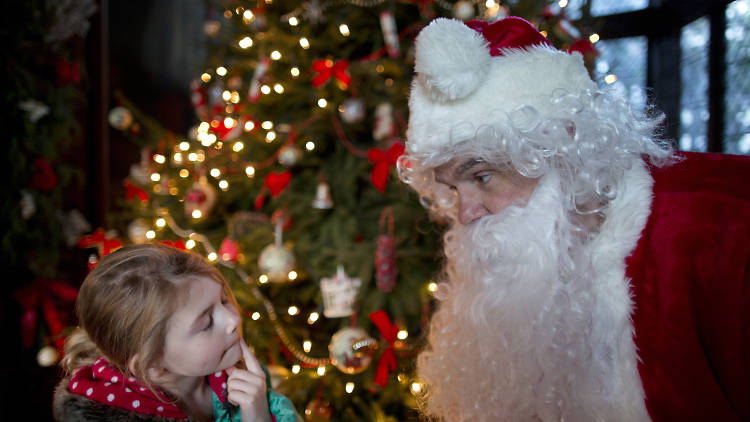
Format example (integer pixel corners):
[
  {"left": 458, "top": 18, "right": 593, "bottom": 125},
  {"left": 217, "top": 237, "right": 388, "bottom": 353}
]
[
  {"left": 591, "top": 0, "right": 648, "bottom": 17},
  {"left": 679, "top": 17, "right": 709, "bottom": 152},
  {"left": 725, "top": 0, "right": 750, "bottom": 155},
  {"left": 593, "top": 37, "right": 647, "bottom": 110}
]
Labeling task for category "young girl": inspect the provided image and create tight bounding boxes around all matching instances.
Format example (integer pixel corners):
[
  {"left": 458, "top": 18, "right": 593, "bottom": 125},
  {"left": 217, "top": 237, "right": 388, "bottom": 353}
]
[{"left": 53, "top": 244, "right": 301, "bottom": 422}]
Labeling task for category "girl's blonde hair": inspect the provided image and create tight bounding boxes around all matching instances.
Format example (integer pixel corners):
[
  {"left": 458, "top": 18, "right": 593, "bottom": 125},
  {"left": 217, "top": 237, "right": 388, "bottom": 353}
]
[{"left": 61, "top": 244, "right": 240, "bottom": 386}]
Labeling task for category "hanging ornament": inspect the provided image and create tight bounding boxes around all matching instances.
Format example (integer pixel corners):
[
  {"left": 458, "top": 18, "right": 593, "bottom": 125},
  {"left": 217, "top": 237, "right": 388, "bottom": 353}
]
[
  {"left": 127, "top": 219, "right": 151, "bottom": 244},
  {"left": 302, "top": 0, "right": 326, "bottom": 25},
  {"left": 59, "top": 209, "right": 92, "bottom": 247},
  {"left": 203, "top": 19, "right": 221, "bottom": 37},
  {"left": 368, "top": 141, "right": 405, "bottom": 193},
  {"left": 78, "top": 229, "right": 123, "bottom": 257},
  {"left": 184, "top": 177, "right": 217, "bottom": 218},
  {"left": 303, "top": 398, "right": 332, "bottom": 422},
  {"left": 320, "top": 266, "right": 361, "bottom": 318},
  {"left": 452, "top": 1, "right": 475, "bottom": 20},
  {"left": 258, "top": 221, "right": 296, "bottom": 283},
  {"left": 311, "top": 59, "right": 351, "bottom": 89},
  {"left": 278, "top": 144, "right": 302, "bottom": 167},
  {"left": 44, "top": 0, "right": 96, "bottom": 44},
  {"left": 37, "top": 345, "right": 60, "bottom": 367},
  {"left": 379, "top": 12, "right": 400, "bottom": 57},
  {"left": 20, "top": 190, "right": 36, "bottom": 220},
  {"left": 56, "top": 58, "right": 81, "bottom": 86},
  {"left": 18, "top": 99, "right": 50, "bottom": 122},
  {"left": 328, "top": 327, "right": 377, "bottom": 374},
  {"left": 372, "top": 102, "right": 396, "bottom": 142},
  {"left": 30, "top": 158, "right": 58, "bottom": 192},
  {"left": 248, "top": 58, "right": 271, "bottom": 103},
  {"left": 375, "top": 207, "right": 398, "bottom": 292},
  {"left": 311, "top": 180, "right": 333, "bottom": 209},
  {"left": 338, "top": 98, "right": 365, "bottom": 124},
  {"left": 190, "top": 79, "right": 208, "bottom": 121},
  {"left": 219, "top": 237, "right": 239, "bottom": 262},
  {"left": 108, "top": 106, "right": 133, "bottom": 130}
]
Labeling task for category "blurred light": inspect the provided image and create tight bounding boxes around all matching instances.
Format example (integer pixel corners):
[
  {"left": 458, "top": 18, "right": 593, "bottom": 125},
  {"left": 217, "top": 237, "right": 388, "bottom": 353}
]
[
  {"left": 192, "top": 210, "right": 202, "bottom": 219},
  {"left": 299, "top": 37, "right": 310, "bottom": 49},
  {"left": 199, "top": 122, "right": 210, "bottom": 132},
  {"left": 207, "top": 252, "right": 218, "bottom": 262},
  {"left": 303, "top": 340, "right": 312, "bottom": 353},
  {"left": 218, "top": 180, "right": 229, "bottom": 190},
  {"left": 345, "top": 382, "right": 354, "bottom": 393},
  {"left": 188, "top": 152, "right": 198, "bottom": 162},
  {"left": 230, "top": 91, "right": 240, "bottom": 103},
  {"left": 558, "top": 0, "right": 568, "bottom": 7},
  {"left": 251, "top": 312, "right": 261, "bottom": 320},
  {"left": 179, "top": 141, "right": 190, "bottom": 151},
  {"left": 339, "top": 24, "right": 350, "bottom": 36},
  {"left": 210, "top": 168, "right": 221, "bottom": 178},
  {"left": 155, "top": 218, "right": 166, "bottom": 228},
  {"left": 317, "top": 366, "right": 325, "bottom": 376},
  {"left": 222, "top": 90, "right": 231, "bottom": 101},
  {"left": 153, "top": 154, "right": 166, "bottom": 164},
  {"left": 291, "top": 364, "right": 300, "bottom": 374},
  {"left": 376, "top": 64, "right": 384, "bottom": 73},
  {"left": 288, "top": 306, "right": 299, "bottom": 315},
  {"left": 244, "top": 121, "right": 255, "bottom": 131},
  {"left": 150, "top": 173, "right": 161, "bottom": 182},
  {"left": 152, "top": 184, "right": 161, "bottom": 193},
  {"left": 410, "top": 382, "right": 422, "bottom": 394},
  {"left": 260, "top": 85, "right": 271, "bottom": 95},
  {"left": 385, "top": 78, "right": 394, "bottom": 87},
  {"left": 485, "top": 0, "right": 496, "bottom": 8},
  {"left": 185, "top": 239, "right": 196, "bottom": 249},
  {"left": 232, "top": 141, "right": 244, "bottom": 152},
  {"left": 317, "top": 98, "right": 327, "bottom": 108},
  {"left": 145, "top": 230, "right": 156, "bottom": 239},
  {"left": 179, "top": 169, "right": 189, "bottom": 178},
  {"left": 397, "top": 330, "right": 408, "bottom": 340},
  {"left": 270, "top": 50, "right": 281, "bottom": 60},
  {"left": 540, "top": 30, "right": 548, "bottom": 37},
  {"left": 589, "top": 33, "right": 600, "bottom": 43},
  {"left": 428, "top": 282, "right": 438, "bottom": 293},
  {"left": 288, "top": 270, "right": 298, "bottom": 280},
  {"left": 605, "top": 74, "right": 617, "bottom": 84},
  {"left": 274, "top": 83, "right": 284, "bottom": 94},
  {"left": 223, "top": 10, "right": 232, "bottom": 18},
  {"left": 169, "top": 187, "right": 178, "bottom": 195},
  {"left": 288, "top": 16, "right": 298, "bottom": 26},
  {"left": 261, "top": 121, "right": 273, "bottom": 130},
  {"left": 265, "top": 131, "right": 277, "bottom": 142},
  {"left": 259, "top": 274, "right": 269, "bottom": 284},
  {"left": 216, "top": 66, "right": 227, "bottom": 76},
  {"left": 239, "top": 36, "right": 253, "bottom": 49},
  {"left": 305, "top": 141, "right": 315, "bottom": 151},
  {"left": 200, "top": 73, "right": 211, "bottom": 82},
  {"left": 243, "top": 10, "right": 254, "bottom": 21},
  {"left": 245, "top": 166, "right": 255, "bottom": 177},
  {"left": 173, "top": 152, "right": 183, "bottom": 163},
  {"left": 308, "top": 312, "right": 319, "bottom": 324},
  {"left": 290, "top": 67, "right": 300, "bottom": 77}
]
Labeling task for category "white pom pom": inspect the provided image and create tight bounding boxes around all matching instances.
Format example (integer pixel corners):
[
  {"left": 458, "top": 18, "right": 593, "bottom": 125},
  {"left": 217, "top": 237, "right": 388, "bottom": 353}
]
[{"left": 414, "top": 18, "right": 491, "bottom": 101}]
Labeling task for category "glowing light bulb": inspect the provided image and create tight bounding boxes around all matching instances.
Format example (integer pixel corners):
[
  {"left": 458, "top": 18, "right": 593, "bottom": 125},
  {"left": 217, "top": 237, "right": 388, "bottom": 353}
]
[
  {"left": 589, "top": 33, "right": 600, "bottom": 43},
  {"left": 222, "top": 90, "right": 231, "bottom": 101},
  {"left": 230, "top": 91, "right": 240, "bottom": 103},
  {"left": 244, "top": 121, "right": 255, "bottom": 131},
  {"left": 288, "top": 306, "right": 299, "bottom": 316},
  {"left": 251, "top": 312, "right": 261, "bottom": 320},
  {"left": 605, "top": 74, "right": 617, "bottom": 84},
  {"left": 186, "top": 239, "right": 196, "bottom": 249},
  {"left": 339, "top": 24, "right": 350, "bottom": 36},
  {"left": 218, "top": 180, "right": 229, "bottom": 190},
  {"left": 259, "top": 274, "right": 269, "bottom": 284},
  {"left": 150, "top": 173, "right": 161, "bottom": 182},
  {"left": 317, "top": 98, "right": 327, "bottom": 108},
  {"left": 288, "top": 270, "right": 297, "bottom": 280},
  {"left": 245, "top": 166, "right": 255, "bottom": 177},
  {"left": 261, "top": 121, "right": 273, "bottom": 130},
  {"left": 428, "top": 282, "right": 438, "bottom": 293},
  {"left": 155, "top": 218, "right": 166, "bottom": 228},
  {"left": 317, "top": 366, "right": 325, "bottom": 376},
  {"left": 188, "top": 152, "right": 198, "bottom": 162},
  {"left": 288, "top": 16, "right": 298, "bottom": 26},
  {"left": 199, "top": 122, "right": 210, "bottom": 132},
  {"left": 558, "top": 0, "right": 568, "bottom": 7},
  {"left": 411, "top": 382, "right": 422, "bottom": 394},
  {"left": 270, "top": 50, "right": 281, "bottom": 60},
  {"left": 207, "top": 252, "right": 218, "bottom": 262},
  {"left": 153, "top": 154, "right": 166, "bottom": 164},
  {"left": 179, "top": 141, "right": 190, "bottom": 151},
  {"left": 290, "top": 67, "right": 300, "bottom": 77},
  {"left": 201, "top": 73, "right": 211, "bottom": 82},
  {"left": 232, "top": 141, "right": 244, "bottom": 152},
  {"left": 274, "top": 83, "right": 284, "bottom": 94},
  {"left": 299, "top": 37, "right": 310, "bottom": 49},
  {"left": 216, "top": 66, "right": 227, "bottom": 76},
  {"left": 210, "top": 168, "right": 221, "bottom": 178},
  {"left": 291, "top": 365, "right": 300, "bottom": 374},
  {"left": 145, "top": 230, "right": 156, "bottom": 240},
  {"left": 179, "top": 169, "right": 189, "bottom": 178},
  {"left": 239, "top": 36, "right": 253, "bottom": 48},
  {"left": 303, "top": 340, "right": 312, "bottom": 352},
  {"left": 485, "top": 0, "right": 496, "bottom": 7},
  {"left": 265, "top": 131, "right": 276, "bottom": 142},
  {"left": 305, "top": 141, "right": 315, "bottom": 151},
  {"left": 397, "top": 330, "right": 408, "bottom": 340},
  {"left": 308, "top": 312, "right": 319, "bottom": 324},
  {"left": 260, "top": 85, "right": 271, "bottom": 95},
  {"left": 173, "top": 152, "right": 183, "bottom": 163},
  {"left": 192, "top": 210, "right": 202, "bottom": 219},
  {"left": 345, "top": 382, "right": 354, "bottom": 393}
]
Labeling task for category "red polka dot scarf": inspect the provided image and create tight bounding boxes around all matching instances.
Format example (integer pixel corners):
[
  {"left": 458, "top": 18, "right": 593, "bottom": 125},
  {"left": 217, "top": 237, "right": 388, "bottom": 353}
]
[{"left": 68, "top": 358, "right": 227, "bottom": 419}]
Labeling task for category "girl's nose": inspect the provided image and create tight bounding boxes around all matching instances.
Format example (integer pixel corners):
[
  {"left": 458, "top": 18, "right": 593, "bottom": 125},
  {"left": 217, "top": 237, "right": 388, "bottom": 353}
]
[{"left": 224, "top": 306, "right": 240, "bottom": 335}]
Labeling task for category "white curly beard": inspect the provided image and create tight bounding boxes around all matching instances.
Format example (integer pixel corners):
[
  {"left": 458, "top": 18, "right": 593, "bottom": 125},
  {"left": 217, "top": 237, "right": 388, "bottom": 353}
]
[{"left": 416, "top": 172, "right": 650, "bottom": 422}]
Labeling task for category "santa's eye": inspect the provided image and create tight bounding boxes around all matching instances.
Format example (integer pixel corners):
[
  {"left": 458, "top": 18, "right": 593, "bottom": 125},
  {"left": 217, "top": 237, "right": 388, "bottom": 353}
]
[{"left": 474, "top": 173, "right": 491, "bottom": 184}]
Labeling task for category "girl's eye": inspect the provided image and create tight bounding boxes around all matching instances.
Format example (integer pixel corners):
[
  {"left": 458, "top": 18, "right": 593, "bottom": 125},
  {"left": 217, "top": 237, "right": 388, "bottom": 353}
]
[{"left": 204, "top": 315, "right": 213, "bottom": 331}]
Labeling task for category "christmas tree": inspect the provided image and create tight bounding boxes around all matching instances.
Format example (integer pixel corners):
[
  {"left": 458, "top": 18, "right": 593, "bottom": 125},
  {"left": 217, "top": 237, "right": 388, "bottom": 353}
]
[{"left": 103, "top": 1, "right": 593, "bottom": 420}]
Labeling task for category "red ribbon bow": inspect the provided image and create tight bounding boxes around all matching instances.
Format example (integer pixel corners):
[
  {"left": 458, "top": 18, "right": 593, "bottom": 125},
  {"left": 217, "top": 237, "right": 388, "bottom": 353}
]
[
  {"left": 56, "top": 59, "right": 81, "bottom": 86},
  {"left": 159, "top": 239, "right": 186, "bottom": 250},
  {"left": 367, "top": 141, "right": 404, "bottom": 193},
  {"left": 255, "top": 171, "right": 292, "bottom": 210},
  {"left": 31, "top": 158, "right": 58, "bottom": 192},
  {"left": 77, "top": 229, "right": 123, "bottom": 257},
  {"left": 311, "top": 59, "right": 351, "bottom": 89},
  {"left": 15, "top": 278, "right": 79, "bottom": 351},
  {"left": 465, "top": 17, "right": 553, "bottom": 57},
  {"left": 369, "top": 310, "right": 399, "bottom": 388},
  {"left": 124, "top": 180, "right": 148, "bottom": 202}
]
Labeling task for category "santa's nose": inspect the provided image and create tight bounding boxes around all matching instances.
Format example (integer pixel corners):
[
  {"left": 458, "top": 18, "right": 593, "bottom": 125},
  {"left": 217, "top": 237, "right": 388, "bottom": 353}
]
[{"left": 458, "top": 200, "right": 488, "bottom": 225}]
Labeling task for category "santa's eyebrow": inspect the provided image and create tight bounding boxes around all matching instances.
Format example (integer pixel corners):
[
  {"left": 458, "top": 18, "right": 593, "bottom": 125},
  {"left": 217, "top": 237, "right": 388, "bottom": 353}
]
[{"left": 454, "top": 159, "right": 483, "bottom": 178}]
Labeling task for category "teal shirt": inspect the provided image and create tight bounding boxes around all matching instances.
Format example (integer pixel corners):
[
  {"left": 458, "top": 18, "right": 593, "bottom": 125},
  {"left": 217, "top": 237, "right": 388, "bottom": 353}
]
[{"left": 211, "top": 367, "right": 301, "bottom": 422}]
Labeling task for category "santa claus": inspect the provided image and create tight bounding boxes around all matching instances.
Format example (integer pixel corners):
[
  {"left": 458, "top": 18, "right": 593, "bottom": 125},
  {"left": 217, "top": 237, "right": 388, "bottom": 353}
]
[{"left": 399, "top": 17, "right": 750, "bottom": 422}]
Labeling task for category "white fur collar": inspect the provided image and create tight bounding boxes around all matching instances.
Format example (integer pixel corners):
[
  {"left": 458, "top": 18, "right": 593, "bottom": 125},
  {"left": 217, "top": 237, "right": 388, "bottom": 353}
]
[{"left": 586, "top": 158, "right": 654, "bottom": 421}]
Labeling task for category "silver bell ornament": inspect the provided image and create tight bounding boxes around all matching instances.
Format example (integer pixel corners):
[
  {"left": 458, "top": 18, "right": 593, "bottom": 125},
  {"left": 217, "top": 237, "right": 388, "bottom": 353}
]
[{"left": 311, "top": 181, "right": 333, "bottom": 209}]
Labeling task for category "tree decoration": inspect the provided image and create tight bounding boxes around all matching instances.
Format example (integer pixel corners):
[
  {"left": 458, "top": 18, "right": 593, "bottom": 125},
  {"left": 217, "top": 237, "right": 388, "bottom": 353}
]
[
  {"left": 184, "top": 176, "right": 217, "bottom": 218},
  {"left": 311, "top": 59, "right": 351, "bottom": 89},
  {"left": 328, "top": 327, "right": 377, "bottom": 374},
  {"left": 203, "top": 19, "right": 221, "bottom": 37},
  {"left": 14, "top": 278, "right": 79, "bottom": 352},
  {"left": 37, "top": 345, "right": 60, "bottom": 367},
  {"left": 369, "top": 310, "right": 400, "bottom": 388},
  {"left": 249, "top": 58, "right": 271, "bottom": 103},
  {"left": 375, "top": 207, "right": 398, "bottom": 292},
  {"left": 18, "top": 99, "right": 50, "bottom": 122},
  {"left": 303, "top": 398, "right": 332, "bottom": 422},
  {"left": 311, "top": 180, "right": 333, "bottom": 209},
  {"left": 127, "top": 218, "right": 151, "bottom": 244},
  {"left": 278, "top": 144, "right": 302, "bottom": 167},
  {"left": 320, "top": 265, "right": 361, "bottom": 318},
  {"left": 219, "top": 237, "right": 239, "bottom": 262},
  {"left": 30, "top": 158, "right": 58, "bottom": 192},
  {"left": 379, "top": 12, "right": 400, "bottom": 57},
  {"left": 452, "top": 0, "right": 475, "bottom": 20},
  {"left": 59, "top": 209, "right": 92, "bottom": 247},
  {"left": 44, "top": 0, "right": 97, "bottom": 44},
  {"left": 372, "top": 102, "right": 395, "bottom": 142},
  {"left": 338, "top": 97, "right": 365, "bottom": 124},
  {"left": 56, "top": 58, "right": 80, "bottom": 86},
  {"left": 367, "top": 141, "right": 404, "bottom": 193},
  {"left": 20, "top": 190, "right": 36, "bottom": 220},
  {"left": 108, "top": 106, "right": 133, "bottom": 130},
  {"left": 258, "top": 221, "right": 296, "bottom": 283},
  {"left": 77, "top": 228, "right": 123, "bottom": 257},
  {"left": 124, "top": 179, "right": 149, "bottom": 202}
]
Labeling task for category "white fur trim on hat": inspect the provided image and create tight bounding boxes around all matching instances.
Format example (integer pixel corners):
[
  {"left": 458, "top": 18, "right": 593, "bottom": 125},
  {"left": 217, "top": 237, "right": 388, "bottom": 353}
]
[{"left": 407, "top": 18, "right": 598, "bottom": 161}]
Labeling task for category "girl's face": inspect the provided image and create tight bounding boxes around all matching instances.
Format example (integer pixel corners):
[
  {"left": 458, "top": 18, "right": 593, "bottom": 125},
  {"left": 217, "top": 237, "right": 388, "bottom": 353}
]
[{"left": 160, "top": 276, "right": 242, "bottom": 377}]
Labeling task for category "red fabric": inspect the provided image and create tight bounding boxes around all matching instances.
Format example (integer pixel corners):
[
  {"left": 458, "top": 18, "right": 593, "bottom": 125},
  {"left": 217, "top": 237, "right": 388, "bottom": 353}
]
[
  {"left": 77, "top": 229, "right": 123, "bottom": 257},
  {"left": 367, "top": 141, "right": 404, "bottom": 193},
  {"left": 31, "top": 157, "right": 58, "bottom": 191},
  {"left": 15, "top": 278, "right": 78, "bottom": 350},
  {"left": 369, "top": 310, "right": 399, "bottom": 387},
  {"left": 124, "top": 180, "right": 149, "bottom": 202},
  {"left": 68, "top": 358, "right": 229, "bottom": 419},
  {"left": 264, "top": 171, "right": 291, "bottom": 197},
  {"left": 465, "top": 17, "right": 553, "bottom": 57},
  {"left": 626, "top": 152, "right": 750, "bottom": 421},
  {"left": 311, "top": 59, "right": 351, "bottom": 89}
]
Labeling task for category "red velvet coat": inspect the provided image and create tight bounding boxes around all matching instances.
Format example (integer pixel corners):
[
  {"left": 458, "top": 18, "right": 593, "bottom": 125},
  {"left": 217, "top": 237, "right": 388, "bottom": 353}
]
[{"left": 627, "top": 152, "right": 750, "bottom": 421}]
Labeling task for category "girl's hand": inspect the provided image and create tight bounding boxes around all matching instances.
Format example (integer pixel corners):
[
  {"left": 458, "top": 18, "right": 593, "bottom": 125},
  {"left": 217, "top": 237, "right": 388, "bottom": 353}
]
[{"left": 226, "top": 340, "right": 273, "bottom": 422}]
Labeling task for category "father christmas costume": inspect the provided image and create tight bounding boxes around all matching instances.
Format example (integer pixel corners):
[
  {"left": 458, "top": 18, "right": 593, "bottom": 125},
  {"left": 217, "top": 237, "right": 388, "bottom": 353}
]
[{"left": 403, "top": 17, "right": 750, "bottom": 421}]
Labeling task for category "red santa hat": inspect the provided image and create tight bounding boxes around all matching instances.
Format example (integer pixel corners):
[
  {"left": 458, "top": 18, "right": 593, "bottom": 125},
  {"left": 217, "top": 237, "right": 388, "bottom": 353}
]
[{"left": 407, "top": 17, "right": 597, "bottom": 161}]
